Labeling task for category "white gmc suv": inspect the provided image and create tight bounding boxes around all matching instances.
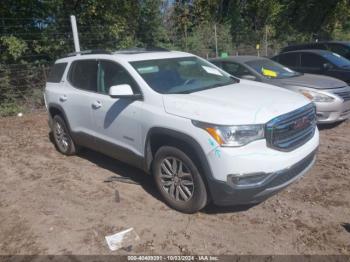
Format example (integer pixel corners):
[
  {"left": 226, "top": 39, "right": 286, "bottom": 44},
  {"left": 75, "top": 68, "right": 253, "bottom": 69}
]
[{"left": 44, "top": 48, "right": 319, "bottom": 213}]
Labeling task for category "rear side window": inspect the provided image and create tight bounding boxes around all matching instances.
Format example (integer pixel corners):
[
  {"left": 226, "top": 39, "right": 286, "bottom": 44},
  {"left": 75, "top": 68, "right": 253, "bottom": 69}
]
[
  {"left": 277, "top": 53, "right": 299, "bottom": 67},
  {"left": 68, "top": 60, "right": 98, "bottom": 92},
  {"left": 47, "top": 63, "right": 67, "bottom": 83}
]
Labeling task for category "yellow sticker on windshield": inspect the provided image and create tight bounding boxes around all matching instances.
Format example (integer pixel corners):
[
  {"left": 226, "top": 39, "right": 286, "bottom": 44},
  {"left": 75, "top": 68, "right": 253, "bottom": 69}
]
[{"left": 262, "top": 67, "right": 277, "bottom": 77}]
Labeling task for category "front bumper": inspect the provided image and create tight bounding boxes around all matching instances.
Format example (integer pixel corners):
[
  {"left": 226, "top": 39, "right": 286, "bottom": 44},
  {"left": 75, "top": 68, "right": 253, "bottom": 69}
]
[
  {"left": 315, "top": 91, "right": 350, "bottom": 123},
  {"left": 208, "top": 149, "right": 316, "bottom": 206},
  {"left": 205, "top": 127, "right": 319, "bottom": 206}
]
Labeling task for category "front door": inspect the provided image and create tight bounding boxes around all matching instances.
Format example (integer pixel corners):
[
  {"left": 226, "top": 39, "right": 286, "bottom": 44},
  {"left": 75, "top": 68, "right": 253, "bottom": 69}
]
[
  {"left": 91, "top": 60, "right": 144, "bottom": 165},
  {"left": 300, "top": 53, "right": 326, "bottom": 75}
]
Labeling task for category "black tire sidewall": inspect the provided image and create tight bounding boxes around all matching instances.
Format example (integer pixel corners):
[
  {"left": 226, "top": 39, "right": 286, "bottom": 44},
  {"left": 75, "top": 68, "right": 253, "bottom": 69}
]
[
  {"left": 52, "top": 115, "right": 75, "bottom": 155},
  {"left": 153, "top": 146, "right": 207, "bottom": 213}
]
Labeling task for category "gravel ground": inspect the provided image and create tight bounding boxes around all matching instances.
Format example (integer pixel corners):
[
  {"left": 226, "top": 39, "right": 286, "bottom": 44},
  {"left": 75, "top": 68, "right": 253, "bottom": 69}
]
[{"left": 0, "top": 111, "right": 349, "bottom": 255}]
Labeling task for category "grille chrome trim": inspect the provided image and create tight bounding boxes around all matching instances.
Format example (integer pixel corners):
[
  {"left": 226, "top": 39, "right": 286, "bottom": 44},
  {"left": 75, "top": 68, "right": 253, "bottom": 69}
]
[{"left": 265, "top": 103, "right": 316, "bottom": 152}]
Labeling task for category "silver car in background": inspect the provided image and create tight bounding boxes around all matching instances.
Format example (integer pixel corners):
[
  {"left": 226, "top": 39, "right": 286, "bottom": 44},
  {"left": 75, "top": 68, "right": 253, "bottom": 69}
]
[{"left": 210, "top": 56, "right": 350, "bottom": 123}]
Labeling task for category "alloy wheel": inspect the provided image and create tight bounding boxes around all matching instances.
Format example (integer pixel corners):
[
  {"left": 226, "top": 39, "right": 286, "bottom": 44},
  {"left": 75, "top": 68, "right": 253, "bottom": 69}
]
[{"left": 159, "top": 157, "right": 194, "bottom": 202}]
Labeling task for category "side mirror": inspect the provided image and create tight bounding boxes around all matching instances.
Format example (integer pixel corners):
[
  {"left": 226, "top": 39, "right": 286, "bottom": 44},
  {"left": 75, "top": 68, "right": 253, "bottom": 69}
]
[
  {"left": 241, "top": 75, "right": 257, "bottom": 81},
  {"left": 109, "top": 84, "right": 141, "bottom": 99},
  {"left": 323, "top": 63, "right": 333, "bottom": 71}
]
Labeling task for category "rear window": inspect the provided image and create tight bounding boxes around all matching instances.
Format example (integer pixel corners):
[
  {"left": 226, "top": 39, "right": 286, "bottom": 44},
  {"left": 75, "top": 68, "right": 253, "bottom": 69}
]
[{"left": 47, "top": 63, "right": 67, "bottom": 83}]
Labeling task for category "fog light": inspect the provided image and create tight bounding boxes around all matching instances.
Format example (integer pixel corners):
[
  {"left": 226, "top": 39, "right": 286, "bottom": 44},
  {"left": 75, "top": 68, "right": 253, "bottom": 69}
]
[{"left": 228, "top": 172, "right": 270, "bottom": 187}]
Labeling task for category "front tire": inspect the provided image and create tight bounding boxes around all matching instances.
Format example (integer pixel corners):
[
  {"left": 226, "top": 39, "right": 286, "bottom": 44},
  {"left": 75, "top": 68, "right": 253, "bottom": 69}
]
[
  {"left": 153, "top": 146, "right": 208, "bottom": 213},
  {"left": 52, "top": 115, "right": 77, "bottom": 155}
]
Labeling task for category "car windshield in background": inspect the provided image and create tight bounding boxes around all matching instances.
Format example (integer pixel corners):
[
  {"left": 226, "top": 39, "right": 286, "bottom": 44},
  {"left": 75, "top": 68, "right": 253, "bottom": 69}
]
[
  {"left": 322, "top": 53, "right": 350, "bottom": 68},
  {"left": 246, "top": 59, "right": 301, "bottom": 79},
  {"left": 130, "top": 57, "right": 236, "bottom": 94}
]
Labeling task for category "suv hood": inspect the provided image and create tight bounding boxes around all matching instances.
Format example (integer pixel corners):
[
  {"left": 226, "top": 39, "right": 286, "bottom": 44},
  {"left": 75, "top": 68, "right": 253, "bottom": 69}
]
[
  {"left": 162, "top": 80, "right": 310, "bottom": 125},
  {"left": 269, "top": 73, "right": 347, "bottom": 89}
]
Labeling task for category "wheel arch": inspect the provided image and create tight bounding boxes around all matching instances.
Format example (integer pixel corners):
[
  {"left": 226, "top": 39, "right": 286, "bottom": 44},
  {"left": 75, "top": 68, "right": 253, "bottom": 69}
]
[
  {"left": 48, "top": 103, "right": 71, "bottom": 131},
  {"left": 144, "top": 127, "right": 214, "bottom": 195}
]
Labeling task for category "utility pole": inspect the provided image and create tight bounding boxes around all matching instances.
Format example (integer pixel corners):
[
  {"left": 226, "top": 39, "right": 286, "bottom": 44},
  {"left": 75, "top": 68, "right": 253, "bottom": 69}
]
[
  {"left": 265, "top": 25, "right": 268, "bottom": 57},
  {"left": 70, "top": 15, "right": 80, "bottom": 53},
  {"left": 214, "top": 23, "right": 218, "bottom": 57}
]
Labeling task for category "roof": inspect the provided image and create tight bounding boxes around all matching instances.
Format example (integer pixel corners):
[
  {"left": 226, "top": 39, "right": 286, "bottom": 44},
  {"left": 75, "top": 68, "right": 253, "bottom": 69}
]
[
  {"left": 281, "top": 49, "right": 335, "bottom": 55},
  {"left": 285, "top": 41, "right": 350, "bottom": 46},
  {"left": 209, "top": 55, "right": 268, "bottom": 63},
  {"left": 114, "top": 50, "right": 193, "bottom": 62},
  {"left": 55, "top": 50, "right": 194, "bottom": 64}
]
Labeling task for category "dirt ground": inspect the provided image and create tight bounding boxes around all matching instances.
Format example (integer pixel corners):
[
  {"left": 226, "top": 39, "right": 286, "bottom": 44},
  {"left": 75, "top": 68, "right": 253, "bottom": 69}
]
[{"left": 0, "top": 111, "right": 349, "bottom": 255}]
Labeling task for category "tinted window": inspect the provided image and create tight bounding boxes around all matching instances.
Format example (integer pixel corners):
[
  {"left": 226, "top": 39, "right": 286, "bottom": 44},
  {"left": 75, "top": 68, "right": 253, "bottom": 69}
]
[
  {"left": 277, "top": 53, "right": 299, "bottom": 67},
  {"left": 131, "top": 57, "right": 236, "bottom": 94},
  {"left": 210, "top": 61, "right": 222, "bottom": 67},
  {"left": 98, "top": 61, "right": 139, "bottom": 94},
  {"left": 301, "top": 53, "right": 325, "bottom": 68},
  {"left": 69, "top": 60, "right": 98, "bottom": 91},
  {"left": 47, "top": 63, "right": 67, "bottom": 83},
  {"left": 327, "top": 43, "right": 350, "bottom": 58},
  {"left": 222, "top": 62, "right": 252, "bottom": 78}
]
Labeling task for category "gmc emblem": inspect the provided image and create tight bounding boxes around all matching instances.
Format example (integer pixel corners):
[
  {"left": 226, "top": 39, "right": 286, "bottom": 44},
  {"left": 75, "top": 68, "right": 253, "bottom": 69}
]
[{"left": 293, "top": 116, "right": 310, "bottom": 130}]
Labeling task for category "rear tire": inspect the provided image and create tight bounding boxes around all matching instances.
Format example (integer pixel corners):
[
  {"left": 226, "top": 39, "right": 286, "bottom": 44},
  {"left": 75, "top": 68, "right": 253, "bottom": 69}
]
[
  {"left": 52, "top": 115, "right": 77, "bottom": 155},
  {"left": 153, "top": 146, "right": 208, "bottom": 213}
]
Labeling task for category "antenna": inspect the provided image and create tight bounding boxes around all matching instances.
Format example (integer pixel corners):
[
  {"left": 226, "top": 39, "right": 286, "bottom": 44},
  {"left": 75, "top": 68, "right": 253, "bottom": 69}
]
[{"left": 70, "top": 15, "right": 80, "bottom": 53}]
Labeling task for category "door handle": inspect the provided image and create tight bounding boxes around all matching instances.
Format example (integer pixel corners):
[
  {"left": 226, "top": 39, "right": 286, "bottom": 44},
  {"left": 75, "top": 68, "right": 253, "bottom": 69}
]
[
  {"left": 59, "top": 95, "right": 67, "bottom": 102},
  {"left": 92, "top": 101, "right": 102, "bottom": 109}
]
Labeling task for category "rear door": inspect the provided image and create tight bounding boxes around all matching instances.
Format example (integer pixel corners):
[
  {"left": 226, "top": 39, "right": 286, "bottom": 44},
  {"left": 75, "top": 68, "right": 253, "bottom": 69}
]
[
  {"left": 90, "top": 60, "right": 144, "bottom": 162},
  {"left": 64, "top": 59, "right": 99, "bottom": 146}
]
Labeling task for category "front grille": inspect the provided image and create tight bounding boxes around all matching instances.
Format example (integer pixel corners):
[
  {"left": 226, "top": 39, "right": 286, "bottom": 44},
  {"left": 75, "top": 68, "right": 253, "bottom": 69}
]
[
  {"left": 334, "top": 89, "right": 350, "bottom": 101},
  {"left": 265, "top": 103, "right": 316, "bottom": 151}
]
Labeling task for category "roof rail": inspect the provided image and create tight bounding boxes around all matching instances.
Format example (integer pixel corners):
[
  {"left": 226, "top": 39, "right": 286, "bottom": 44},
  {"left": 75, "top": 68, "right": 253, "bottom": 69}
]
[
  {"left": 66, "top": 49, "right": 112, "bottom": 57},
  {"left": 114, "top": 47, "right": 170, "bottom": 54}
]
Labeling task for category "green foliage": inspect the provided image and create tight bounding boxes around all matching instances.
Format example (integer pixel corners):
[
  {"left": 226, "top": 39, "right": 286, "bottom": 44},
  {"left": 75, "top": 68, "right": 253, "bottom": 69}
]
[
  {"left": 0, "top": 101, "right": 23, "bottom": 117},
  {"left": 1, "top": 36, "right": 28, "bottom": 60},
  {"left": 0, "top": 0, "right": 350, "bottom": 117}
]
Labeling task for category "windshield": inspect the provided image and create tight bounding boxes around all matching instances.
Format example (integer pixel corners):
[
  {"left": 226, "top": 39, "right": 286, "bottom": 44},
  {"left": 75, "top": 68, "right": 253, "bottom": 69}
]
[
  {"left": 322, "top": 52, "right": 350, "bottom": 68},
  {"left": 245, "top": 59, "right": 301, "bottom": 79},
  {"left": 130, "top": 57, "right": 237, "bottom": 94}
]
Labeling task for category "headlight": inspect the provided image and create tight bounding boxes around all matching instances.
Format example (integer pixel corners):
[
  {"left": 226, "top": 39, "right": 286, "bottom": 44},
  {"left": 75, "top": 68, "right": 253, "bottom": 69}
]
[
  {"left": 298, "top": 89, "right": 334, "bottom": 102},
  {"left": 192, "top": 121, "right": 264, "bottom": 147}
]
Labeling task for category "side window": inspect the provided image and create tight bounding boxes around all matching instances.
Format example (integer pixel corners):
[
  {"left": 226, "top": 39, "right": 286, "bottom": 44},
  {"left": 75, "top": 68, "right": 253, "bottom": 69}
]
[
  {"left": 222, "top": 62, "right": 251, "bottom": 77},
  {"left": 98, "top": 61, "right": 139, "bottom": 95},
  {"left": 278, "top": 53, "right": 299, "bottom": 67},
  {"left": 47, "top": 63, "right": 67, "bottom": 83},
  {"left": 301, "top": 53, "right": 325, "bottom": 69},
  {"left": 327, "top": 44, "right": 349, "bottom": 57},
  {"left": 210, "top": 61, "right": 222, "bottom": 68},
  {"left": 69, "top": 60, "right": 98, "bottom": 92}
]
